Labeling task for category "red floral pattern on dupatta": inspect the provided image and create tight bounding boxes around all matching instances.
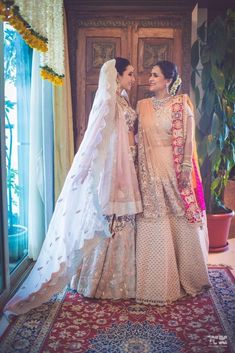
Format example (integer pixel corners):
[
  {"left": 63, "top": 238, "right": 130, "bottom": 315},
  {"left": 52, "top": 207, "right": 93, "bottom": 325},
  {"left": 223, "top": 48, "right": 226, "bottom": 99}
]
[{"left": 171, "top": 95, "right": 203, "bottom": 224}]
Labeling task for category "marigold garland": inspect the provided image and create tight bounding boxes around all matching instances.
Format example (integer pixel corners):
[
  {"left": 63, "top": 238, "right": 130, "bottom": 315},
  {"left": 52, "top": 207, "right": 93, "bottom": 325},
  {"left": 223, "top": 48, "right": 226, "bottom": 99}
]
[
  {"left": 0, "top": 0, "right": 65, "bottom": 85},
  {"left": 0, "top": 2, "right": 48, "bottom": 52},
  {"left": 41, "top": 66, "right": 64, "bottom": 86}
]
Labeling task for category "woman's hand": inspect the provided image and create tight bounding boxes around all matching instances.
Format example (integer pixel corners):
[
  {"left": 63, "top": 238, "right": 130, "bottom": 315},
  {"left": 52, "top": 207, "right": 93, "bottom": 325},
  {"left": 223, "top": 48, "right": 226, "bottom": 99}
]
[{"left": 179, "top": 165, "right": 191, "bottom": 189}]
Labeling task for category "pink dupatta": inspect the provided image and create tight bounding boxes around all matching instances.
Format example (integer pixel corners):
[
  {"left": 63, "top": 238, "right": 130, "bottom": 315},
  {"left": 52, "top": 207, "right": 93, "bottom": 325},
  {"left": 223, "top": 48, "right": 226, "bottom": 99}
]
[{"left": 171, "top": 94, "right": 205, "bottom": 223}]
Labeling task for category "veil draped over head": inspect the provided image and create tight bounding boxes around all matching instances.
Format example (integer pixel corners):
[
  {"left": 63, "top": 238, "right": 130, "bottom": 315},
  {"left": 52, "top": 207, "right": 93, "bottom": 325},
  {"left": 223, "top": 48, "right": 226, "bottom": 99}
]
[{"left": 4, "top": 59, "right": 141, "bottom": 317}]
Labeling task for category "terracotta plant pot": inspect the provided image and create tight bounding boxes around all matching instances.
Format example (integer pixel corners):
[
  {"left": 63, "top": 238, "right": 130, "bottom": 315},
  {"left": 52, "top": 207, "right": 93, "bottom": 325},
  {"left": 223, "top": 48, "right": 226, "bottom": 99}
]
[
  {"left": 224, "top": 179, "right": 235, "bottom": 238},
  {"left": 207, "top": 212, "right": 233, "bottom": 253}
]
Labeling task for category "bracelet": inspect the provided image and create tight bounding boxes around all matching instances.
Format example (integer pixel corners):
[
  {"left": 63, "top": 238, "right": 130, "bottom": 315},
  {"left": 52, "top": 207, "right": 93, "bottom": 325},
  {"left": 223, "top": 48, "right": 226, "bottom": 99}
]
[
  {"left": 182, "top": 164, "right": 192, "bottom": 172},
  {"left": 182, "top": 162, "right": 192, "bottom": 168}
]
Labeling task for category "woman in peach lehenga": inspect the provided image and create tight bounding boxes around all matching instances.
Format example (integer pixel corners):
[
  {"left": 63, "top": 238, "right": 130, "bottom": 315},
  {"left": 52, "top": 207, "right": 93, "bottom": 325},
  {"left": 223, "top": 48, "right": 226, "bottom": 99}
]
[
  {"left": 136, "top": 60, "right": 211, "bottom": 305},
  {"left": 4, "top": 58, "right": 142, "bottom": 317}
]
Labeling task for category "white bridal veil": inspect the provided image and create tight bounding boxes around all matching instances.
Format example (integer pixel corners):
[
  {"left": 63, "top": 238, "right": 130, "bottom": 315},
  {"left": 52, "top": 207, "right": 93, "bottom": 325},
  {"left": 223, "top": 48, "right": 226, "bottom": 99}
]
[{"left": 4, "top": 59, "right": 120, "bottom": 316}]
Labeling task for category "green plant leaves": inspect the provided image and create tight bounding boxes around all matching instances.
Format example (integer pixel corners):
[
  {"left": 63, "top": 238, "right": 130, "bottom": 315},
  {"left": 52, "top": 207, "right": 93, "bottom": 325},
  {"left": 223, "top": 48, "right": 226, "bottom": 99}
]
[
  {"left": 200, "top": 46, "right": 210, "bottom": 64},
  {"left": 191, "top": 70, "right": 196, "bottom": 90},
  {"left": 206, "top": 113, "right": 220, "bottom": 156},
  {"left": 205, "top": 89, "right": 216, "bottom": 116},
  {"left": 226, "top": 106, "right": 234, "bottom": 119},
  {"left": 197, "top": 135, "right": 208, "bottom": 161},
  {"left": 232, "top": 145, "right": 235, "bottom": 166},
  {"left": 199, "top": 89, "right": 215, "bottom": 135},
  {"left": 226, "top": 91, "right": 235, "bottom": 103},
  {"left": 211, "top": 64, "right": 225, "bottom": 95},
  {"left": 227, "top": 8, "right": 235, "bottom": 20},
  {"left": 195, "top": 86, "right": 200, "bottom": 108},
  {"left": 211, "top": 177, "right": 221, "bottom": 193},
  {"left": 211, "top": 112, "right": 220, "bottom": 137},
  {"left": 191, "top": 40, "right": 199, "bottom": 68},
  {"left": 191, "top": 10, "right": 235, "bottom": 212},
  {"left": 208, "top": 17, "right": 226, "bottom": 65},
  {"left": 5, "top": 99, "right": 16, "bottom": 113},
  {"left": 197, "top": 21, "right": 206, "bottom": 42},
  {"left": 201, "top": 64, "right": 211, "bottom": 90},
  {"left": 210, "top": 147, "right": 222, "bottom": 170},
  {"left": 223, "top": 123, "right": 230, "bottom": 141}
]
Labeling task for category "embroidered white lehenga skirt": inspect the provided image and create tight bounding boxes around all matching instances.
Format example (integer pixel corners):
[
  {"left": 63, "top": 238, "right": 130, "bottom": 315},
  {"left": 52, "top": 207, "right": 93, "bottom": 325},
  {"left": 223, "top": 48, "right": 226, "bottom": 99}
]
[{"left": 70, "top": 146, "right": 138, "bottom": 299}]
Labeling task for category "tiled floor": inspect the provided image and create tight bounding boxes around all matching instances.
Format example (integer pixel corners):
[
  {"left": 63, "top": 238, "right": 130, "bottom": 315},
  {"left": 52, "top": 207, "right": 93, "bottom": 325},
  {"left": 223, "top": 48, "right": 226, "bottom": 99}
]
[
  {"left": 1, "top": 238, "right": 234, "bottom": 338},
  {"left": 208, "top": 237, "right": 235, "bottom": 275}
]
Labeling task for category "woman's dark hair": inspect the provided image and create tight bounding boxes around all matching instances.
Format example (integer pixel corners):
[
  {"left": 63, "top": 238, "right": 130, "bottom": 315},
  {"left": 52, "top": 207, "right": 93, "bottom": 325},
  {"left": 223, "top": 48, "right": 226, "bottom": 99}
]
[
  {"left": 115, "top": 57, "right": 130, "bottom": 76},
  {"left": 155, "top": 60, "right": 181, "bottom": 95}
]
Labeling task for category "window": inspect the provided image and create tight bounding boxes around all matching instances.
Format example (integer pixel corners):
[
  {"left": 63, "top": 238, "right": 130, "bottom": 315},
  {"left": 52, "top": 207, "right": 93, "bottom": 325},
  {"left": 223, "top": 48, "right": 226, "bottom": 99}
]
[
  {"left": 0, "top": 20, "right": 33, "bottom": 306},
  {"left": 4, "top": 23, "right": 32, "bottom": 272}
]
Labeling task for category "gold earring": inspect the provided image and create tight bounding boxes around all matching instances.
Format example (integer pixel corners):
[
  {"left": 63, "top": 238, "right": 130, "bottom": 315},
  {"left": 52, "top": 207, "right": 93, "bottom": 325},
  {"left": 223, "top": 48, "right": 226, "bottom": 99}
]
[{"left": 116, "top": 80, "right": 121, "bottom": 92}]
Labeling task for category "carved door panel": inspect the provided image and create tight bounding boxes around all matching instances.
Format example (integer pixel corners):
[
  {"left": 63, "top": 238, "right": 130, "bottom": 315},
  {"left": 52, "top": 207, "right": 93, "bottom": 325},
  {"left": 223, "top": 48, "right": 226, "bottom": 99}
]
[
  {"left": 131, "top": 27, "right": 182, "bottom": 101},
  {"left": 76, "top": 27, "right": 129, "bottom": 147},
  {"left": 74, "top": 21, "right": 185, "bottom": 149}
]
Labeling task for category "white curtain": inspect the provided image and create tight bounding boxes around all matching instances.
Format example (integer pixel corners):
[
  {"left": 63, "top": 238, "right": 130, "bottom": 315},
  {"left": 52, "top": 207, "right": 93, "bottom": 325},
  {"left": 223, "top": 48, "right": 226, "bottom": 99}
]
[{"left": 28, "top": 51, "right": 54, "bottom": 260}]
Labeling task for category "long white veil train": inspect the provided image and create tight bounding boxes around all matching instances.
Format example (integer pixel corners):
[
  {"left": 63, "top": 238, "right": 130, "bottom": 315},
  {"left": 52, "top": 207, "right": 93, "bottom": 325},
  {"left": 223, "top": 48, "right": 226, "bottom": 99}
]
[{"left": 4, "top": 59, "right": 121, "bottom": 316}]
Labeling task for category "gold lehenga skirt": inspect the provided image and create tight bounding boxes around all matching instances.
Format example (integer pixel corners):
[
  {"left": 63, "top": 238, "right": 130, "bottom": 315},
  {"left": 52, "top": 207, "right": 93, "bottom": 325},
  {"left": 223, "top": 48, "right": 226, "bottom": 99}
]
[
  {"left": 70, "top": 214, "right": 136, "bottom": 299},
  {"left": 136, "top": 141, "right": 211, "bottom": 305},
  {"left": 136, "top": 212, "right": 211, "bottom": 305}
]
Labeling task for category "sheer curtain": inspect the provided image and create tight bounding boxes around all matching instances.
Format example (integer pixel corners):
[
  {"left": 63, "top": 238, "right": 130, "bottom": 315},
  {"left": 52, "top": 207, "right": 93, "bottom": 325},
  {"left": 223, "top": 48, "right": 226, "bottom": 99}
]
[
  {"left": 53, "top": 11, "right": 74, "bottom": 200},
  {"left": 15, "top": 32, "right": 32, "bottom": 236},
  {"left": 28, "top": 11, "right": 74, "bottom": 259},
  {"left": 28, "top": 51, "right": 54, "bottom": 260}
]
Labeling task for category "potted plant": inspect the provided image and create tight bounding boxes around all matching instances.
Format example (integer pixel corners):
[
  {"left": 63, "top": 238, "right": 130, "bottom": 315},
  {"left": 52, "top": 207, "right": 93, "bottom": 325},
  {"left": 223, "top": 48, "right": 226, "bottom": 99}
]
[{"left": 191, "top": 9, "right": 235, "bottom": 252}]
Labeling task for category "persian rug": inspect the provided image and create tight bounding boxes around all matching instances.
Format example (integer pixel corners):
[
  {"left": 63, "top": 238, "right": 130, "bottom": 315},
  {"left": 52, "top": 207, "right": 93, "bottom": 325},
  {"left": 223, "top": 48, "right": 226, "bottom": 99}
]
[{"left": 0, "top": 266, "right": 234, "bottom": 353}]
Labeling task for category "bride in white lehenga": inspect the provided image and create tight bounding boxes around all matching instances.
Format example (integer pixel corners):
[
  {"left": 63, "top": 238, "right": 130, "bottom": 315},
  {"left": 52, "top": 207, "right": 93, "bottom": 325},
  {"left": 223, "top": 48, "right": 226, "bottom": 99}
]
[{"left": 4, "top": 58, "right": 142, "bottom": 317}]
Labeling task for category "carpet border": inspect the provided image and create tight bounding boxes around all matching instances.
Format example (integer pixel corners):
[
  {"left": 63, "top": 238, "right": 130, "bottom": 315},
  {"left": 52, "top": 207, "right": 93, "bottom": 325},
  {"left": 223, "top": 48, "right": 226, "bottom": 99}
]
[
  {"left": 209, "top": 266, "right": 235, "bottom": 353},
  {"left": 32, "top": 288, "right": 67, "bottom": 353},
  {"left": 0, "top": 288, "right": 67, "bottom": 353}
]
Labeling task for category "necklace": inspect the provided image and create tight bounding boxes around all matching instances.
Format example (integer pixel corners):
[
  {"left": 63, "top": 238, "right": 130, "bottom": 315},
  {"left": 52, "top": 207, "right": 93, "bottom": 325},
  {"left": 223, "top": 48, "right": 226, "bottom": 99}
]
[
  {"left": 116, "top": 93, "right": 136, "bottom": 131},
  {"left": 151, "top": 95, "right": 172, "bottom": 110}
]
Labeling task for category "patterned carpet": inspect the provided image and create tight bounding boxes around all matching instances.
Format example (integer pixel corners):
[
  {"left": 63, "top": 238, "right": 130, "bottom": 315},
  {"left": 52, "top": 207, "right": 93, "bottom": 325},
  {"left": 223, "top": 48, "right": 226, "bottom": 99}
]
[{"left": 0, "top": 266, "right": 235, "bottom": 353}]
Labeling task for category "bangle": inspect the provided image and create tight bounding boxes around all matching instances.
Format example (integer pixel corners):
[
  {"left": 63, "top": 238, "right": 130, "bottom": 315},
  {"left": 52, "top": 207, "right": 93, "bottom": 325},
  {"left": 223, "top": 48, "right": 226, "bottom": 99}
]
[
  {"left": 182, "top": 162, "right": 192, "bottom": 168},
  {"left": 182, "top": 164, "right": 192, "bottom": 172}
]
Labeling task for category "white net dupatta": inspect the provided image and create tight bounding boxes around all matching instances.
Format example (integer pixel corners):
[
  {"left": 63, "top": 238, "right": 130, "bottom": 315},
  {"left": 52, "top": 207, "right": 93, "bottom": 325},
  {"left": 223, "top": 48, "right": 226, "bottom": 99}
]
[{"left": 4, "top": 59, "right": 120, "bottom": 317}]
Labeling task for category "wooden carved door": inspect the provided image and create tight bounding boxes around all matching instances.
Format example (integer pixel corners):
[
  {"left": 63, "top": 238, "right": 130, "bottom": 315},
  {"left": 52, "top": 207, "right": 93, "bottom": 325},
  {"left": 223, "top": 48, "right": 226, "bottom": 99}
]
[
  {"left": 76, "top": 27, "right": 130, "bottom": 147},
  {"left": 132, "top": 27, "right": 182, "bottom": 101},
  {"left": 71, "top": 16, "right": 190, "bottom": 149}
]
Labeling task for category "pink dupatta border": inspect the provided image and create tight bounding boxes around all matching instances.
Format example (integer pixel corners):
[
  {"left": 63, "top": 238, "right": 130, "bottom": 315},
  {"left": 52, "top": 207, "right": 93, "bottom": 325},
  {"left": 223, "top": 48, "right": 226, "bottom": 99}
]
[{"left": 171, "top": 95, "right": 204, "bottom": 224}]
